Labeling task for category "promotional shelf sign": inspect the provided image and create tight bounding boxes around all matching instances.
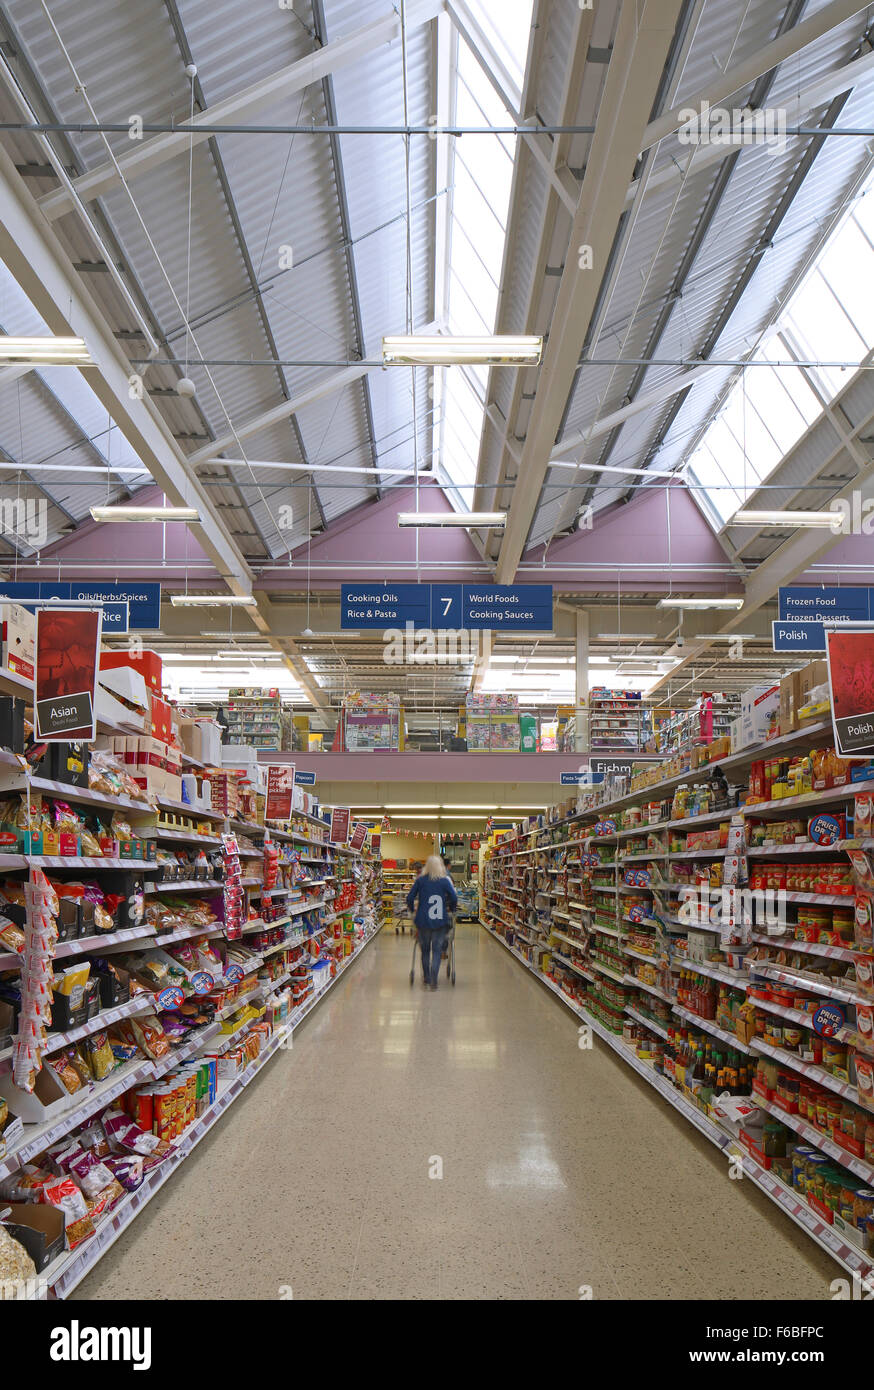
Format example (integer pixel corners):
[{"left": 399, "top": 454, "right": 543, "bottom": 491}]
[
  {"left": 265, "top": 765, "right": 295, "bottom": 821},
  {"left": 330, "top": 807, "right": 351, "bottom": 844},
  {"left": 349, "top": 822, "right": 367, "bottom": 851},
  {"left": 824, "top": 624, "right": 874, "bottom": 756},
  {"left": 34, "top": 605, "right": 102, "bottom": 742}
]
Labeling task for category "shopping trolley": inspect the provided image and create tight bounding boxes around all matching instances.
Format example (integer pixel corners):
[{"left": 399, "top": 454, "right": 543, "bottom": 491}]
[{"left": 409, "top": 913, "right": 456, "bottom": 987}]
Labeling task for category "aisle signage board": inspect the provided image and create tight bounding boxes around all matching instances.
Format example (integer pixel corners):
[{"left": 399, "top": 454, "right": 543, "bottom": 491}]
[
  {"left": 824, "top": 624, "right": 874, "bottom": 755},
  {"left": 265, "top": 765, "right": 295, "bottom": 820},
  {"left": 774, "top": 586, "right": 873, "bottom": 652},
  {"left": 560, "top": 771, "right": 604, "bottom": 785},
  {"left": 462, "top": 585, "right": 554, "bottom": 631},
  {"left": 329, "top": 807, "right": 351, "bottom": 843},
  {"left": 340, "top": 583, "right": 552, "bottom": 631},
  {"left": 590, "top": 758, "right": 635, "bottom": 779},
  {"left": 295, "top": 770, "right": 316, "bottom": 786},
  {"left": 0, "top": 581, "right": 160, "bottom": 630},
  {"left": 34, "top": 606, "right": 102, "bottom": 742}
]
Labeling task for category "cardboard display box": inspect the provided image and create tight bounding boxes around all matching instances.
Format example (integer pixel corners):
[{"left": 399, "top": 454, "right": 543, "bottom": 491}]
[
  {"left": 100, "top": 647, "right": 163, "bottom": 696},
  {"left": 0, "top": 601, "right": 34, "bottom": 680}
]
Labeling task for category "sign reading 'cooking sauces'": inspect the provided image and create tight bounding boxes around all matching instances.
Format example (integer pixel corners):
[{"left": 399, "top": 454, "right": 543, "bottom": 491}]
[{"left": 340, "top": 583, "right": 552, "bottom": 630}]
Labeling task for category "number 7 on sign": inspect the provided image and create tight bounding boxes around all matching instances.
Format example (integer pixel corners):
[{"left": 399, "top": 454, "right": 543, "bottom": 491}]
[{"left": 430, "top": 584, "right": 462, "bottom": 629}]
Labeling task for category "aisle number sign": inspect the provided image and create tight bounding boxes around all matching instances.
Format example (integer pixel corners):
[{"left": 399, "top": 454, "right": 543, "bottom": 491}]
[{"left": 340, "top": 583, "right": 553, "bottom": 630}]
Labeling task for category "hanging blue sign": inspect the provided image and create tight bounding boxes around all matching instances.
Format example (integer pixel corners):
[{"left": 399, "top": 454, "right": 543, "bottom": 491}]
[
  {"left": 774, "top": 587, "right": 874, "bottom": 652},
  {"left": 560, "top": 771, "right": 604, "bottom": 785},
  {"left": 340, "top": 583, "right": 552, "bottom": 631},
  {"left": 340, "top": 584, "right": 431, "bottom": 629},
  {"left": 295, "top": 770, "right": 316, "bottom": 786},
  {"left": 461, "top": 584, "right": 553, "bottom": 630},
  {"left": 0, "top": 581, "right": 160, "bottom": 630}
]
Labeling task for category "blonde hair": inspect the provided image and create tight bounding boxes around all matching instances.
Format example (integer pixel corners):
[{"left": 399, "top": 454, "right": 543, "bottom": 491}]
[{"left": 424, "top": 855, "right": 445, "bottom": 880}]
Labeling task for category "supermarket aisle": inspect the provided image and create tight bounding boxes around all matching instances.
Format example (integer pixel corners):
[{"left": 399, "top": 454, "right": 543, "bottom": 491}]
[{"left": 75, "top": 926, "right": 838, "bottom": 1301}]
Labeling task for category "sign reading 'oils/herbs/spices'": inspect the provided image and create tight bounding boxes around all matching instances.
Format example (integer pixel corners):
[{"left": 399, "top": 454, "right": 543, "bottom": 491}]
[{"left": 340, "top": 584, "right": 553, "bottom": 631}]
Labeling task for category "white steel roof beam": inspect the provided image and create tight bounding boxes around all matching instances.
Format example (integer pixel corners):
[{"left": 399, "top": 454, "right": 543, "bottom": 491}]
[
  {"left": 494, "top": 0, "right": 687, "bottom": 583},
  {"left": 37, "top": 0, "right": 446, "bottom": 220},
  {"left": 0, "top": 142, "right": 254, "bottom": 595}
]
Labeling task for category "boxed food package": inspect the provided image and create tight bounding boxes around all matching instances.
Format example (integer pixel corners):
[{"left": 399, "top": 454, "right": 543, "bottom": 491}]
[
  {"left": 0, "top": 1202, "right": 65, "bottom": 1272},
  {"left": 196, "top": 718, "right": 223, "bottom": 767},
  {"left": 0, "top": 601, "right": 34, "bottom": 680},
  {"left": 779, "top": 670, "right": 802, "bottom": 735},
  {"left": 179, "top": 718, "right": 202, "bottom": 763},
  {"left": 740, "top": 683, "right": 780, "bottom": 747},
  {"left": 96, "top": 665, "right": 149, "bottom": 733},
  {"left": 100, "top": 648, "right": 163, "bottom": 696},
  {"left": 147, "top": 693, "right": 173, "bottom": 743},
  {"left": 797, "top": 659, "right": 828, "bottom": 702}
]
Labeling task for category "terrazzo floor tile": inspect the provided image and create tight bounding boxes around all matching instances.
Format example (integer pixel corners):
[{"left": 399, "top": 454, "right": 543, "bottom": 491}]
[{"left": 72, "top": 924, "right": 841, "bottom": 1300}]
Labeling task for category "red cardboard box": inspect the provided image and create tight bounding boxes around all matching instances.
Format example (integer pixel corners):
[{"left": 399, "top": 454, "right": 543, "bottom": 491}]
[
  {"left": 100, "top": 648, "right": 163, "bottom": 696},
  {"left": 148, "top": 694, "right": 173, "bottom": 742}
]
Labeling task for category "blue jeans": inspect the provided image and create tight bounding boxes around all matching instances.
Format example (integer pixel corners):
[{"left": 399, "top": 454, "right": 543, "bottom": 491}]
[{"left": 419, "top": 924, "right": 448, "bottom": 985}]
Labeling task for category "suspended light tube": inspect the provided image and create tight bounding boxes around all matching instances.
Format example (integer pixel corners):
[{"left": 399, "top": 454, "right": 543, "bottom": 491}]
[
  {"left": 0, "top": 335, "right": 90, "bottom": 363},
  {"left": 397, "top": 511, "right": 506, "bottom": 528},
  {"left": 729, "top": 509, "right": 839, "bottom": 527},
  {"left": 170, "top": 594, "right": 258, "bottom": 607},
  {"left": 90, "top": 505, "right": 199, "bottom": 523},
  {"left": 382, "top": 335, "right": 542, "bottom": 366}
]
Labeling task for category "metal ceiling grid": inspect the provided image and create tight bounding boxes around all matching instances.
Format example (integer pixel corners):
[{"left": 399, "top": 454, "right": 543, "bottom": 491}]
[
  {"left": 543, "top": 7, "right": 874, "bottom": 546},
  {"left": 2, "top": 0, "right": 188, "bottom": 172},
  {"left": 654, "top": 71, "right": 874, "bottom": 485}
]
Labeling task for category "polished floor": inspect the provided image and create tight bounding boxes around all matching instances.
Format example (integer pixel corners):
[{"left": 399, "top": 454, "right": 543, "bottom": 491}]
[{"left": 76, "top": 924, "right": 838, "bottom": 1300}]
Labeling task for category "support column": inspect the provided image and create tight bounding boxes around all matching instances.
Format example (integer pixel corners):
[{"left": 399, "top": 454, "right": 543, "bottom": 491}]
[{"left": 575, "top": 609, "right": 589, "bottom": 753}]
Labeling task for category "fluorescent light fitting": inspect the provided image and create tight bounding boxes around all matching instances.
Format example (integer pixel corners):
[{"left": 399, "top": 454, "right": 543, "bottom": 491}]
[
  {"left": 397, "top": 511, "right": 506, "bottom": 528},
  {"left": 383, "top": 804, "right": 441, "bottom": 810},
  {"left": 440, "top": 804, "right": 495, "bottom": 810},
  {"left": 657, "top": 598, "right": 744, "bottom": 610},
  {"left": 216, "top": 650, "right": 282, "bottom": 660},
  {"left": 730, "top": 509, "right": 839, "bottom": 528},
  {"left": 0, "top": 335, "right": 91, "bottom": 363},
  {"left": 170, "top": 594, "right": 258, "bottom": 607},
  {"left": 382, "top": 335, "right": 542, "bottom": 366},
  {"left": 90, "top": 505, "right": 199, "bottom": 523}
]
